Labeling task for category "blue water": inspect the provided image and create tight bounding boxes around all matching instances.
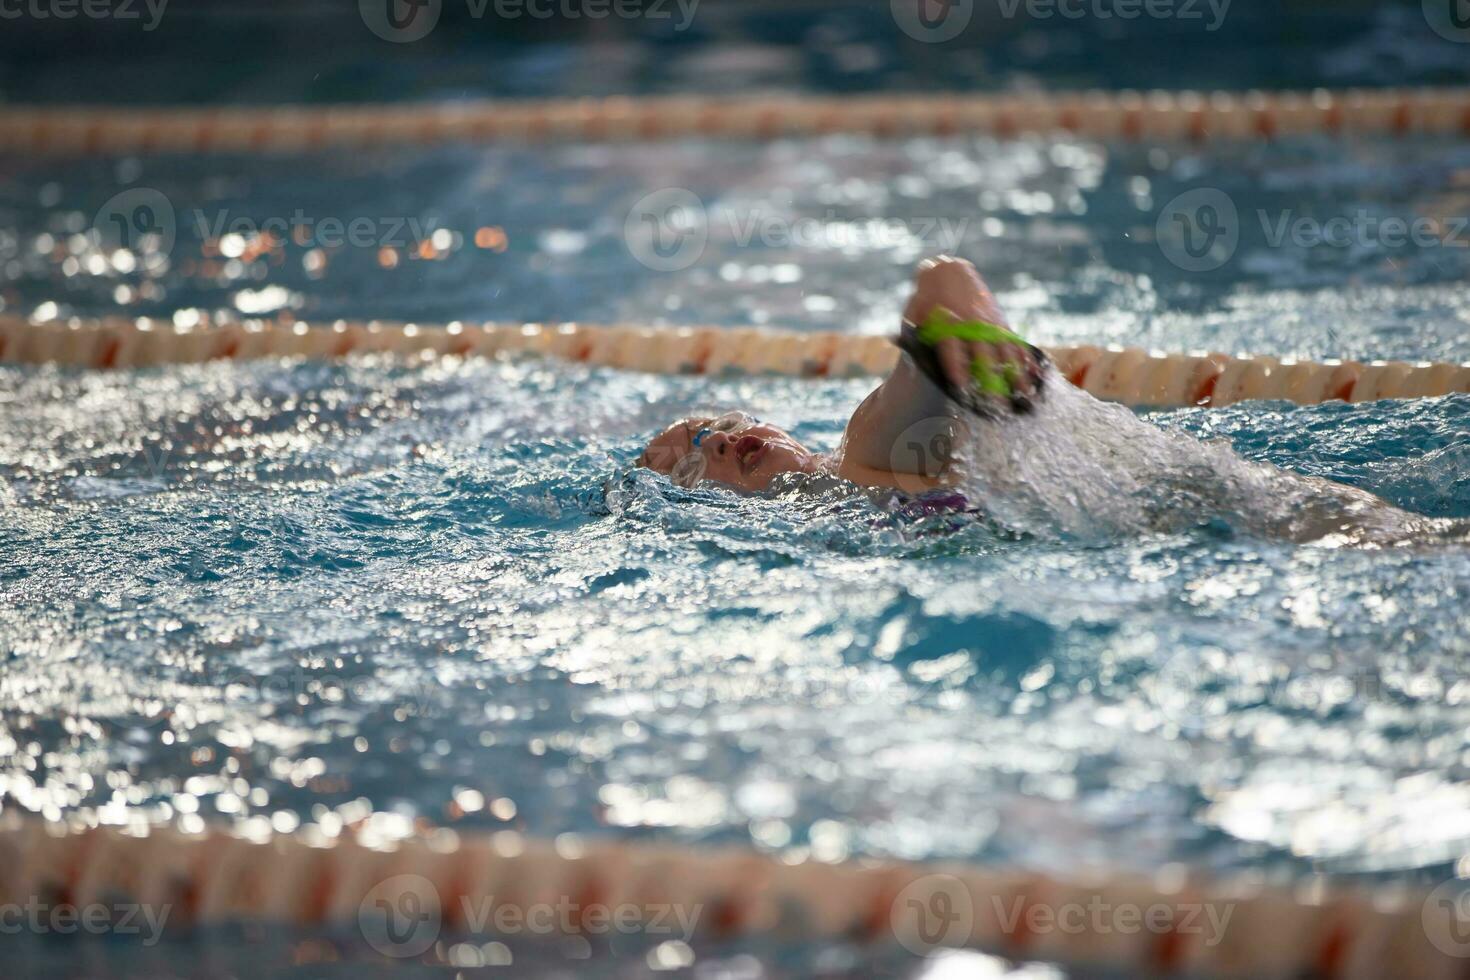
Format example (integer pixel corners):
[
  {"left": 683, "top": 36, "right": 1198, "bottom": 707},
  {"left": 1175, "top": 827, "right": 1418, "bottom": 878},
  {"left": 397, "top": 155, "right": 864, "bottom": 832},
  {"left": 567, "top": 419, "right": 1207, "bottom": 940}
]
[
  {"left": 8, "top": 133, "right": 1470, "bottom": 352},
  {"left": 3, "top": 126, "right": 1470, "bottom": 977},
  {"left": 4, "top": 128, "right": 1470, "bottom": 868}
]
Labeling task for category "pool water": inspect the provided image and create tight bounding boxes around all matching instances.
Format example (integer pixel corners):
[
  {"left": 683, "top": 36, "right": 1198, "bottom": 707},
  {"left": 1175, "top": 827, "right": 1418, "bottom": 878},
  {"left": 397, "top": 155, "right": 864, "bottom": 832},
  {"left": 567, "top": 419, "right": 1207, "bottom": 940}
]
[
  {"left": 9, "top": 131, "right": 1470, "bottom": 351},
  {"left": 0, "top": 124, "right": 1464, "bottom": 980},
  {"left": 4, "top": 343, "right": 1469, "bottom": 871},
  {"left": 2, "top": 129, "right": 1470, "bottom": 978}
]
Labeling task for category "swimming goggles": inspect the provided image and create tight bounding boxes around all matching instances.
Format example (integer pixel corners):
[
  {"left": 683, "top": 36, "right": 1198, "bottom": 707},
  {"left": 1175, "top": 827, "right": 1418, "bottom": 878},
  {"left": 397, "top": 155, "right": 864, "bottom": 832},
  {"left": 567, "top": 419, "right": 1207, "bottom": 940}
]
[{"left": 670, "top": 411, "right": 757, "bottom": 488}]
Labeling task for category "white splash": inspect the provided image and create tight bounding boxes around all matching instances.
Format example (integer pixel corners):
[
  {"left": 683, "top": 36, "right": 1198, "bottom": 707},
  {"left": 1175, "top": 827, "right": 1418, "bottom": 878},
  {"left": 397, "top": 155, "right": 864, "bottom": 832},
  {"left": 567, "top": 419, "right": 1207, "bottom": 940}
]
[{"left": 953, "top": 371, "right": 1454, "bottom": 546}]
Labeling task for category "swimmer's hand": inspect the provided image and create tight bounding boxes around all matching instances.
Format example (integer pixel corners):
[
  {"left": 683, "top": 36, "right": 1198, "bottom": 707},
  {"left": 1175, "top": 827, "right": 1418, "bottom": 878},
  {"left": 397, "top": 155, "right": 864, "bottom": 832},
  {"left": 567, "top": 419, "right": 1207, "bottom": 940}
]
[{"left": 896, "top": 308, "right": 1048, "bottom": 418}]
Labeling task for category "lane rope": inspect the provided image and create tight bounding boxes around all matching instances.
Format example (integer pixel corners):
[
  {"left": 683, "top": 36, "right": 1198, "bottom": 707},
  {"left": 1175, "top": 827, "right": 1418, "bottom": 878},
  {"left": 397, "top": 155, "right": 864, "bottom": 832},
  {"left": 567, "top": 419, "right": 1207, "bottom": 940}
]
[
  {"left": 3, "top": 88, "right": 1470, "bottom": 153},
  {"left": 0, "top": 813, "right": 1460, "bottom": 977},
  {"left": 2, "top": 315, "right": 1467, "bottom": 409}
]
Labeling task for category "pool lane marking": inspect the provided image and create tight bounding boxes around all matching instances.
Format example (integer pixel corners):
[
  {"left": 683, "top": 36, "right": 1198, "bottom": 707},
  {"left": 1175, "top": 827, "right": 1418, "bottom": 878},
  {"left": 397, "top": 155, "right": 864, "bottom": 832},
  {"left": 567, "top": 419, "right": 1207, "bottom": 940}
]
[
  {"left": 3, "top": 88, "right": 1470, "bottom": 153},
  {"left": 0, "top": 816, "right": 1460, "bottom": 977},
  {"left": 4, "top": 315, "right": 1469, "bottom": 410}
]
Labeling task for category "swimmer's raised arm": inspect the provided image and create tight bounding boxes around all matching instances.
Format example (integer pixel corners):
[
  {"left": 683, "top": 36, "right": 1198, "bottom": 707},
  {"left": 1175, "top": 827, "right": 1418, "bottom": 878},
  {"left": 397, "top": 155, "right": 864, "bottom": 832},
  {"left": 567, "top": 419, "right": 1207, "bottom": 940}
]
[
  {"left": 639, "top": 255, "right": 1044, "bottom": 494},
  {"left": 835, "top": 256, "right": 1045, "bottom": 486}
]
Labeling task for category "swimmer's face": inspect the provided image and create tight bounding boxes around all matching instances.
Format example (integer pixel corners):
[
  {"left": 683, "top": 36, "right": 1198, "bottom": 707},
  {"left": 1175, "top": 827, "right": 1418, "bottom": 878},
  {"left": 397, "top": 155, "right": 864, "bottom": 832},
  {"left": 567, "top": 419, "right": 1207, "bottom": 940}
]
[{"left": 639, "top": 412, "right": 818, "bottom": 492}]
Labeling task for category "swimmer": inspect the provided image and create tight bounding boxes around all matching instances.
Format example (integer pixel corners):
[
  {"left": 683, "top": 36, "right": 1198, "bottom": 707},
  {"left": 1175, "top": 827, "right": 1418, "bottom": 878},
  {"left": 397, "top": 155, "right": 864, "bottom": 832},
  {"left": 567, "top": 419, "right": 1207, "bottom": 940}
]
[
  {"left": 639, "top": 255, "right": 1045, "bottom": 494},
  {"left": 638, "top": 256, "right": 1461, "bottom": 546}
]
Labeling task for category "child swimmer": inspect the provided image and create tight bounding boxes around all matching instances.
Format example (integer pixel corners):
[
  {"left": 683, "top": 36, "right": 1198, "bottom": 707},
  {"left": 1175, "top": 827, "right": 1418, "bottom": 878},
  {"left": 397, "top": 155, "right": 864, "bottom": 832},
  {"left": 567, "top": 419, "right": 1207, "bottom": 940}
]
[{"left": 638, "top": 256, "right": 1459, "bottom": 546}]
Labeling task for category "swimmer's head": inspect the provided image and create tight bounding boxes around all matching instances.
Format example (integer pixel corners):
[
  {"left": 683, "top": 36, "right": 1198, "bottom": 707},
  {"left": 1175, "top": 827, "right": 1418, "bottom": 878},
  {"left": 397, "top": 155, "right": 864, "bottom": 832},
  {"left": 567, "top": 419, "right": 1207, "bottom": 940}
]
[{"left": 639, "top": 412, "right": 820, "bottom": 492}]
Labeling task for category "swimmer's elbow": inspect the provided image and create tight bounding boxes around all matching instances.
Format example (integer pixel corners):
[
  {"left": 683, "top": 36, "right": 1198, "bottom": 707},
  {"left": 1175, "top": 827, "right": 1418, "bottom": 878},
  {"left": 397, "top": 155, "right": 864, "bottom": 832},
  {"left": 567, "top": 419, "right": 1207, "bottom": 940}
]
[{"left": 833, "top": 455, "right": 952, "bottom": 493}]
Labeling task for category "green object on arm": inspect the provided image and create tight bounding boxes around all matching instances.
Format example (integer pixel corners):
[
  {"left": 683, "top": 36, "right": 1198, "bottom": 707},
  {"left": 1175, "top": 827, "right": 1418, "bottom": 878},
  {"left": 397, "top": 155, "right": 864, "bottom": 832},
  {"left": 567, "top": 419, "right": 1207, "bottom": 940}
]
[
  {"left": 895, "top": 307, "right": 1048, "bottom": 418},
  {"left": 971, "top": 358, "right": 1011, "bottom": 396},
  {"left": 915, "top": 310, "right": 1025, "bottom": 347},
  {"left": 917, "top": 311, "right": 1026, "bottom": 398}
]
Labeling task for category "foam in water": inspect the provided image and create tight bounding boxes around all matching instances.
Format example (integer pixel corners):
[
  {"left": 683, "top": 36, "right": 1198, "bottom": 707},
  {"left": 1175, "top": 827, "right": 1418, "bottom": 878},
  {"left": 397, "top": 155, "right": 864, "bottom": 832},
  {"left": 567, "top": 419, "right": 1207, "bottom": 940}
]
[{"left": 952, "top": 370, "right": 1464, "bottom": 546}]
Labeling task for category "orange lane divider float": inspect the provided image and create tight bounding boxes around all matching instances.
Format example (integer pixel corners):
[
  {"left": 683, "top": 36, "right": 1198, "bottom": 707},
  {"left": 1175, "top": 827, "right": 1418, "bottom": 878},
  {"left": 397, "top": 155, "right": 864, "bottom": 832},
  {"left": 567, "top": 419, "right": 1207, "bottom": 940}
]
[
  {"left": 2, "top": 315, "right": 1468, "bottom": 409},
  {"left": 2, "top": 88, "right": 1470, "bottom": 153},
  {"left": 0, "top": 813, "right": 1463, "bottom": 978}
]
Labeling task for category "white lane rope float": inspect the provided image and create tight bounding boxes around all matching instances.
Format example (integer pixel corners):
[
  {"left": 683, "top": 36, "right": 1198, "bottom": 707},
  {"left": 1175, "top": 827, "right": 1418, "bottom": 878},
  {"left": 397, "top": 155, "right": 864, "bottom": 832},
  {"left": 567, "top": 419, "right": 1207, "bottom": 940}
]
[
  {"left": 2, "top": 88, "right": 1470, "bottom": 153},
  {"left": 3, "top": 315, "right": 1468, "bottom": 409},
  {"left": 0, "top": 812, "right": 1463, "bottom": 978}
]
